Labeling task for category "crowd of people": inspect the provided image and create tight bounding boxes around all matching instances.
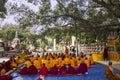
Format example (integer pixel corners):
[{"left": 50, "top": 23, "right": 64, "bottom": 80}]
[{"left": 0, "top": 47, "right": 120, "bottom": 80}]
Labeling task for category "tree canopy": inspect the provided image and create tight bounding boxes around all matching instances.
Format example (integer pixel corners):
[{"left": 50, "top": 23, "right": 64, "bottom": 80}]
[
  {"left": 0, "top": 0, "right": 7, "bottom": 18},
  {"left": 1, "top": 0, "right": 120, "bottom": 44}
]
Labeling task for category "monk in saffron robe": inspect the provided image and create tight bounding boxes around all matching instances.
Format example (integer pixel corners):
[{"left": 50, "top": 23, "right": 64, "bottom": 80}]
[
  {"left": 0, "top": 75, "right": 12, "bottom": 80},
  {"left": 89, "top": 54, "right": 94, "bottom": 65},
  {"left": 25, "top": 59, "right": 31, "bottom": 68},
  {"left": 19, "top": 64, "right": 28, "bottom": 75},
  {"left": 84, "top": 58, "right": 90, "bottom": 68},
  {"left": 105, "top": 61, "right": 120, "bottom": 80},
  {"left": 28, "top": 62, "right": 38, "bottom": 75},
  {"left": 59, "top": 64, "right": 67, "bottom": 75},
  {"left": 5, "top": 60, "right": 12, "bottom": 72},
  {"left": 78, "top": 60, "right": 88, "bottom": 74},
  {"left": 67, "top": 64, "right": 77, "bottom": 74},
  {"left": 0, "top": 68, "right": 6, "bottom": 76},
  {"left": 33, "top": 59, "right": 40, "bottom": 69},
  {"left": 38, "top": 63, "right": 48, "bottom": 75},
  {"left": 49, "top": 64, "right": 58, "bottom": 74}
]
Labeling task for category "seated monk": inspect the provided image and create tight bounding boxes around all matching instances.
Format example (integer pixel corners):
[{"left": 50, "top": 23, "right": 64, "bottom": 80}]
[
  {"left": 4, "top": 60, "right": 12, "bottom": 72},
  {"left": 33, "top": 59, "right": 41, "bottom": 69},
  {"left": 78, "top": 60, "right": 88, "bottom": 74},
  {"left": 38, "top": 63, "right": 48, "bottom": 75},
  {"left": 0, "top": 75, "right": 12, "bottom": 80},
  {"left": 49, "top": 64, "right": 58, "bottom": 74},
  {"left": 67, "top": 64, "right": 78, "bottom": 74},
  {"left": 19, "top": 64, "right": 28, "bottom": 75},
  {"left": 28, "top": 62, "right": 38, "bottom": 75},
  {"left": 25, "top": 59, "right": 31, "bottom": 68},
  {"left": 105, "top": 61, "right": 120, "bottom": 80},
  {"left": 59, "top": 64, "right": 67, "bottom": 75},
  {"left": 37, "top": 75, "right": 44, "bottom": 80},
  {"left": 89, "top": 54, "right": 94, "bottom": 65},
  {"left": 0, "top": 68, "right": 6, "bottom": 76}
]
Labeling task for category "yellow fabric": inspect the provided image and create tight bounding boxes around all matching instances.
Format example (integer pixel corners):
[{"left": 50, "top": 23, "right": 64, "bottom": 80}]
[
  {"left": 77, "top": 60, "right": 81, "bottom": 67},
  {"left": 61, "top": 60, "right": 65, "bottom": 67},
  {"left": 20, "top": 50, "right": 26, "bottom": 59},
  {"left": 64, "top": 58, "right": 71, "bottom": 65},
  {"left": 42, "top": 60, "right": 48, "bottom": 67},
  {"left": 58, "top": 58, "right": 62, "bottom": 68},
  {"left": 11, "top": 61, "right": 17, "bottom": 68},
  {"left": 30, "top": 57, "right": 35, "bottom": 62},
  {"left": 0, "top": 69, "right": 6, "bottom": 76},
  {"left": 33, "top": 60, "right": 41, "bottom": 69},
  {"left": 85, "top": 59, "right": 90, "bottom": 68},
  {"left": 47, "top": 60, "right": 52, "bottom": 69},
  {"left": 25, "top": 60, "right": 31, "bottom": 68},
  {"left": 70, "top": 59, "right": 75, "bottom": 68},
  {"left": 15, "top": 56, "right": 19, "bottom": 64},
  {"left": 89, "top": 56, "right": 94, "bottom": 64}
]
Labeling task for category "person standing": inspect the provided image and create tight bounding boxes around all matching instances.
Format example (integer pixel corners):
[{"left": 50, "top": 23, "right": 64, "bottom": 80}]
[{"left": 103, "top": 45, "right": 108, "bottom": 61}]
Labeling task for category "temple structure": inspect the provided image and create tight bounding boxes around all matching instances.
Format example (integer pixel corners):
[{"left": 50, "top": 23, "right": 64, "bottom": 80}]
[{"left": 11, "top": 31, "right": 20, "bottom": 49}]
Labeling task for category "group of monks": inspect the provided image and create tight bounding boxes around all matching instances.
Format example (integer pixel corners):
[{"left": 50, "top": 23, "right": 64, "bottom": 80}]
[
  {"left": 0, "top": 51, "right": 26, "bottom": 80},
  {"left": 19, "top": 51, "right": 94, "bottom": 75},
  {"left": 0, "top": 49, "right": 95, "bottom": 80}
]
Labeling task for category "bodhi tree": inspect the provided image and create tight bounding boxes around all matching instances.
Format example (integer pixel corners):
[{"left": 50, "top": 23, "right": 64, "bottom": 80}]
[{"left": 6, "top": 0, "right": 120, "bottom": 43}]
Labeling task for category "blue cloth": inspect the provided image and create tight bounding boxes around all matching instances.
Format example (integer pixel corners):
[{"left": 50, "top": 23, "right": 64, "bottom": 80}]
[{"left": 12, "top": 64, "right": 120, "bottom": 80}]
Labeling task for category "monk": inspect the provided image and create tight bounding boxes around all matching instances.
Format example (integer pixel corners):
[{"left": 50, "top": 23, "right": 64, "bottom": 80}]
[
  {"left": 0, "top": 75, "right": 12, "bottom": 80},
  {"left": 89, "top": 54, "right": 94, "bottom": 65},
  {"left": 84, "top": 58, "right": 90, "bottom": 68},
  {"left": 0, "top": 68, "right": 6, "bottom": 76},
  {"left": 59, "top": 64, "right": 67, "bottom": 75},
  {"left": 25, "top": 59, "right": 31, "bottom": 68},
  {"left": 78, "top": 60, "right": 88, "bottom": 74},
  {"left": 67, "top": 64, "right": 77, "bottom": 74},
  {"left": 37, "top": 75, "right": 44, "bottom": 80},
  {"left": 19, "top": 64, "right": 28, "bottom": 75},
  {"left": 28, "top": 62, "right": 38, "bottom": 75},
  {"left": 103, "top": 45, "right": 108, "bottom": 60},
  {"left": 38, "top": 63, "right": 48, "bottom": 75},
  {"left": 65, "top": 46, "right": 69, "bottom": 54},
  {"left": 49, "top": 64, "right": 58, "bottom": 74},
  {"left": 33, "top": 59, "right": 41, "bottom": 69},
  {"left": 4, "top": 59, "right": 12, "bottom": 72},
  {"left": 105, "top": 61, "right": 120, "bottom": 80}
]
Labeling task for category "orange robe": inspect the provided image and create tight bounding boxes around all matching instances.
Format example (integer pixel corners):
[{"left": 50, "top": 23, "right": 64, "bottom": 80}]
[
  {"left": 33, "top": 60, "right": 40, "bottom": 69},
  {"left": 89, "top": 56, "right": 94, "bottom": 65},
  {"left": 84, "top": 59, "right": 90, "bottom": 68},
  {"left": 25, "top": 60, "right": 31, "bottom": 68},
  {"left": 105, "top": 66, "right": 120, "bottom": 80}
]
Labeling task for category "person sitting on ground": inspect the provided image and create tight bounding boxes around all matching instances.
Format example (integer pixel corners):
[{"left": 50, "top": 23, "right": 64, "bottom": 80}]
[
  {"left": 78, "top": 59, "right": 88, "bottom": 74},
  {"left": 0, "top": 74, "right": 12, "bottom": 80},
  {"left": 28, "top": 62, "right": 38, "bottom": 75},
  {"left": 59, "top": 64, "right": 67, "bottom": 75},
  {"left": 38, "top": 63, "right": 48, "bottom": 75},
  {"left": 19, "top": 64, "right": 28, "bottom": 75},
  {"left": 67, "top": 64, "right": 78, "bottom": 74},
  {"left": 89, "top": 54, "right": 94, "bottom": 65},
  {"left": 105, "top": 61, "right": 120, "bottom": 80},
  {"left": 0, "top": 67, "right": 12, "bottom": 80},
  {"left": 49, "top": 64, "right": 59, "bottom": 74}
]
